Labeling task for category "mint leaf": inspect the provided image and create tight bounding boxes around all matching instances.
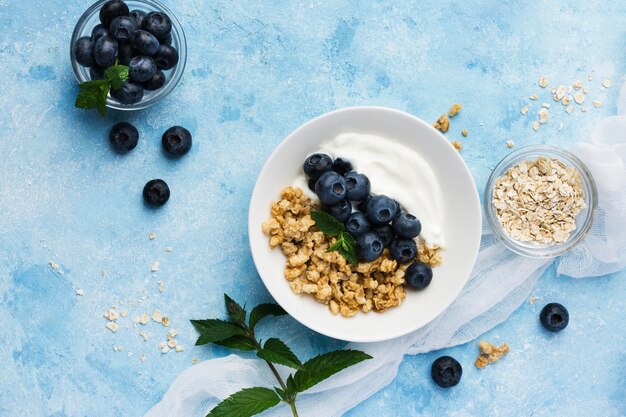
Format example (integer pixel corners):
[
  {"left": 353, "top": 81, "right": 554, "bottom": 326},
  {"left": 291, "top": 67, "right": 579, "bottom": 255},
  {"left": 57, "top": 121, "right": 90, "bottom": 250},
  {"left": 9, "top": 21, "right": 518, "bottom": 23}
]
[
  {"left": 214, "top": 335, "right": 256, "bottom": 351},
  {"left": 249, "top": 303, "right": 286, "bottom": 329},
  {"left": 338, "top": 232, "right": 358, "bottom": 265},
  {"left": 224, "top": 294, "right": 246, "bottom": 324},
  {"left": 190, "top": 319, "right": 247, "bottom": 346},
  {"left": 327, "top": 239, "right": 342, "bottom": 252},
  {"left": 75, "top": 79, "right": 110, "bottom": 117},
  {"left": 257, "top": 338, "right": 302, "bottom": 370},
  {"left": 104, "top": 64, "right": 129, "bottom": 90},
  {"left": 311, "top": 210, "right": 345, "bottom": 236},
  {"left": 206, "top": 387, "right": 280, "bottom": 417},
  {"left": 292, "top": 350, "right": 371, "bottom": 393}
]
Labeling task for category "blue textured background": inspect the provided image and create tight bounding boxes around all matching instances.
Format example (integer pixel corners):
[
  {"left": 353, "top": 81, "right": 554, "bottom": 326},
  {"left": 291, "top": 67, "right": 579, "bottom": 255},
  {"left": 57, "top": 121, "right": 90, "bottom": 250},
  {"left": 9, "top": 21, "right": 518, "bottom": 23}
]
[{"left": 0, "top": 0, "right": 625, "bottom": 416}]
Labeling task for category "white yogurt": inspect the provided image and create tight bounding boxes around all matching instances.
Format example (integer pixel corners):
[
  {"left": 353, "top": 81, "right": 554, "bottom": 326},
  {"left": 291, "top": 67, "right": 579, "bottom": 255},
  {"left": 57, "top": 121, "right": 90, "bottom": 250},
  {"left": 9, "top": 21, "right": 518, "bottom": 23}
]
[{"left": 294, "top": 132, "right": 446, "bottom": 248}]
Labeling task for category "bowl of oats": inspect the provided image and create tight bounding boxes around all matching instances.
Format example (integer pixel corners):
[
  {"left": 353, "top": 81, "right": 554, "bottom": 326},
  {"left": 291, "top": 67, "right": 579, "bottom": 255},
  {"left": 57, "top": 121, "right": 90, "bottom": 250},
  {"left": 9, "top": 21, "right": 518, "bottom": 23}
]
[
  {"left": 485, "top": 145, "right": 597, "bottom": 258},
  {"left": 249, "top": 107, "right": 482, "bottom": 342}
]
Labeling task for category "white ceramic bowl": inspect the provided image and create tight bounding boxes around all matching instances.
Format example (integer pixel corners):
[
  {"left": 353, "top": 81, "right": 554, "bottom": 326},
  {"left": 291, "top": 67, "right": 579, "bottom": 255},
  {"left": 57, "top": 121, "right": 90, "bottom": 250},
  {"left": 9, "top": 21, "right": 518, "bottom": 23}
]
[{"left": 248, "top": 107, "right": 482, "bottom": 342}]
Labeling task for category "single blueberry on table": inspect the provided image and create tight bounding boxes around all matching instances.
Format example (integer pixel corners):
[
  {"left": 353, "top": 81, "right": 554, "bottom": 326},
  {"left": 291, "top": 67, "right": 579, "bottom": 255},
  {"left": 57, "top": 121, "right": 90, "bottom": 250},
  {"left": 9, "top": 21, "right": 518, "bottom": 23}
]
[
  {"left": 142, "top": 70, "right": 166, "bottom": 90},
  {"left": 344, "top": 212, "right": 371, "bottom": 238},
  {"left": 93, "top": 35, "right": 119, "bottom": 68},
  {"left": 540, "top": 303, "right": 569, "bottom": 332},
  {"left": 344, "top": 172, "right": 370, "bottom": 202},
  {"left": 373, "top": 225, "right": 394, "bottom": 247},
  {"left": 389, "top": 237, "right": 417, "bottom": 264},
  {"left": 110, "top": 80, "right": 144, "bottom": 104},
  {"left": 332, "top": 157, "right": 353, "bottom": 175},
  {"left": 131, "top": 30, "right": 160, "bottom": 56},
  {"left": 129, "top": 9, "right": 147, "bottom": 27},
  {"left": 162, "top": 126, "right": 192, "bottom": 156},
  {"left": 303, "top": 153, "right": 333, "bottom": 179},
  {"left": 99, "top": 0, "right": 130, "bottom": 27},
  {"left": 89, "top": 66, "right": 106, "bottom": 80},
  {"left": 405, "top": 262, "right": 433, "bottom": 289},
  {"left": 74, "top": 36, "right": 95, "bottom": 67},
  {"left": 91, "top": 24, "right": 110, "bottom": 42},
  {"left": 109, "top": 122, "right": 138, "bottom": 153},
  {"left": 356, "top": 231, "right": 384, "bottom": 262},
  {"left": 128, "top": 55, "right": 157, "bottom": 83},
  {"left": 117, "top": 41, "right": 134, "bottom": 66},
  {"left": 109, "top": 16, "right": 137, "bottom": 42},
  {"left": 153, "top": 44, "right": 179, "bottom": 70},
  {"left": 142, "top": 11, "right": 172, "bottom": 40},
  {"left": 314, "top": 171, "right": 347, "bottom": 205},
  {"left": 393, "top": 212, "right": 422, "bottom": 239},
  {"left": 324, "top": 200, "right": 352, "bottom": 223},
  {"left": 366, "top": 195, "right": 398, "bottom": 225},
  {"left": 143, "top": 179, "right": 170, "bottom": 207},
  {"left": 431, "top": 356, "right": 462, "bottom": 388}
]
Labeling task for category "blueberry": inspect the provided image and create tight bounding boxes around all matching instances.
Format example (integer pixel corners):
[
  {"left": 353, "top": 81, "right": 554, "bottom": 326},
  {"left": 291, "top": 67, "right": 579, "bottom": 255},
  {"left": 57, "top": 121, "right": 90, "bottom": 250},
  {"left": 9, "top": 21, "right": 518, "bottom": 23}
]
[
  {"left": 110, "top": 81, "right": 144, "bottom": 104},
  {"left": 366, "top": 195, "right": 398, "bottom": 225},
  {"left": 307, "top": 178, "right": 316, "bottom": 192},
  {"left": 374, "top": 225, "right": 394, "bottom": 247},
  {"left": 129, "top": 9, "right": 147, "bottom": 27},
  {"left": 345, "top": 212, "right": 371, "bottom": 237},
  {"left": 109, "top": 122, "right": 138, "bottom": 153},
  {"left": 389, "top": 238, "right": 417, "bottom": 264},
  {"left": 303, "top": 153, "right": 333, "bottom": 179},
  {"left": 344, "top": 172, "right": 370, "bottom": 202},
  {"left": 153, "top": 44, "right": 179, "bottom": 70},
  {"left": 131, "top": 30, "right": 159, "bottom": 56},
  {"left": 357, "top": 194, "right": 372, "bottom": 213},
  {"left": 431, "top": 356, "right": 462, "bottom": 388},
  {"left": 332, "top": 158, "right": 353, "bottom": 175},
  {"left": 143, "top": 179, "right": 170, "bottom": 207},
  {"left": 540, "top": 303, "right": 569, "bottom": 332},
  {"left": 109, "top": 16, "right": 137, "bottom": 42},
  {"left": 142, "top": 70, "right": 166, "bottom": 90},
  {"left": 89, "top": 66, "right": 106, "bottom": 80},
  {"left": 162, "top": 126, "right": 192, "bottom": 156},
  {"left": 392, "top": 213, "right": 422, "bottom": 239},
  {"left": 161, "top": 33, "right": 172, "bottom": 45},
  {"left": 91, "top": 24, "right": 110, "bottom": 42},
  {"left": 128, "top": 55, "right": 157, "bottom": 83},
  {"left": 324, "top": 200, "right": 352, "bottom": 223},
  {"left": 356, "top": 232, "right": 384, "bottom": 262},
  {"left": 405, "top": 262, "right": 433, "bottom": 289},
  {"left": 99, "top": 0, "right": 129, "bottom": 27},
  {"left": 93, "top": 35, "right": 118, "bottom": 68},
  {"left": 117, "top": 41, "right": 134, "bottom": 65},
  {"left": 73, "top": 36, "right": 95, "bottom": 67},
  {"left": 315, "top": 171, "right": 347, "bottom": 205},
  {"left": 142, "top": 11, "right": 172, "bottom": 40}
]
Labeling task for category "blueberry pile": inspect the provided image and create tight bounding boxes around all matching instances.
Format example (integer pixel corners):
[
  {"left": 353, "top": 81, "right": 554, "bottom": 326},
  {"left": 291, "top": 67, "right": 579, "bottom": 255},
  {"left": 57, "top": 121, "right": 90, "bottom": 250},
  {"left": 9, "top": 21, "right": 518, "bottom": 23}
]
[
  {"left": 73, "top": 0, "right": 179, "bottom": 104},
  {"left": 303, "top": 153, "right": 433, "bottom": 289}
]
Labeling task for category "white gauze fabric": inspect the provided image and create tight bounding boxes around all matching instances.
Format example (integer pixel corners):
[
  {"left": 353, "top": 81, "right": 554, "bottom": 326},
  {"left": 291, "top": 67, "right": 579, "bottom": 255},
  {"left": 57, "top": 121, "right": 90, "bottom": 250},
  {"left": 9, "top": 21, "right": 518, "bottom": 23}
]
[{"left": 145, "top": 81, "right": 626, "bottom": 417}]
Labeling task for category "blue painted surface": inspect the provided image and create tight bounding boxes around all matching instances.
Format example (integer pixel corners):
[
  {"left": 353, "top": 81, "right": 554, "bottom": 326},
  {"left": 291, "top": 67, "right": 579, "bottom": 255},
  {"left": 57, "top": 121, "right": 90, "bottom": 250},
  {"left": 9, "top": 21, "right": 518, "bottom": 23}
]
[{"left": 0, "top": 0, "right": 625, "bottom": 416}]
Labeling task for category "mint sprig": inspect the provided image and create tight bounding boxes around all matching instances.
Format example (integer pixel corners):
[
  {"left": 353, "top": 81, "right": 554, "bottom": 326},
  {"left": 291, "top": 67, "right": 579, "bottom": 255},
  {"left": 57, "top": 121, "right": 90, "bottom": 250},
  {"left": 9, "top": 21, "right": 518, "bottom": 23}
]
[
  {"left": 192, "top": 294, "right": 372, "bottom": 417},
  {"left": 74, "top": 61, "right": 129, "bottom": 117},
  {"left": 311, "top": 210, "right": 358, "bottom": 265}
]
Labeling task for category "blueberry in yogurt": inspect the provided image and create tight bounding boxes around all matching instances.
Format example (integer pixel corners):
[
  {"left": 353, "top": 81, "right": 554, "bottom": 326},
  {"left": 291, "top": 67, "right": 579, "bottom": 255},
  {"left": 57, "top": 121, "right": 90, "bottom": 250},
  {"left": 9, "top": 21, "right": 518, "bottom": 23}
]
[
  {"left": 356, "top": 232, "right": 384, "bottom": 262},
  {"left": 324, "top": 200, "right": 352, "bottom": 223},
  {"left": 344, "top": 172, "right": 370, "bottom": 202},
  {"left": 303, "top": 153, "right": 333, "bottom": 179},
  {"left": 393, "top": 213, "right": 422, "bottom": 239},
  {"left": 390, "top": 237, "right": 417, "bottom": 264},
  {"left": 366, "top": 195, "right": 398, "bottom": 225},
  {"left": 345, "top": 212, "right": 371, "bottom": 237},
  {"left": 315, "top": 171, "right": 347, "bottom": 205}
]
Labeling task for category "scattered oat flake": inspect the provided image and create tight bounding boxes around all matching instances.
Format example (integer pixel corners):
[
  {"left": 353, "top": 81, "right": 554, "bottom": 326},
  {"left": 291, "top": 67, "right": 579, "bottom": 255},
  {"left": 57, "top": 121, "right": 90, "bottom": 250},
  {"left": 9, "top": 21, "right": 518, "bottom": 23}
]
[
  {"left": 602, "top": 79, "right": 612, "bottom": 88},
  {"left": 113, "top": 345, "right": 125, "bottom": 352},
  {"left": 104, "top": 309, "right": 119, "bottom": 321},
  {"left": 158, "top": 342, "right": 170, "bottom": 354},
  {"left": 520, "top": 106, "right": 529, "bottom": 115},
  {"left": 538, "top": 76, "right": 549, "bottom": 88},
  {"left": 158, "top": 281, "right": 164, "bottom": 293},
  {"left": 167, "top": 328, "right": 177, "bottom": 339},
  {"left": 105, "top": 322, "right": 119, "bottom": 333},
  {"left": 550, "top": 87, "right": 557, "bottom": 94},
  {"left": 192, "top": 357, "right": 199, "bottom": 364},
  {"left": 475, "top": 341, "right": 509, "bottom": 369},
  {"left": 139, "top": 330, "right": 148, "bottom": 341},
  {"left": 127, "top": 352, "right": 134, "bottom": 357},
  {"left": 461, "top": 129, "right": 468, "bottom": 137},
  {"left": 574, "top": 92, "right": 585, "bottom": 104},
  {"left": 581, "top": 106, "right": 587, "bottom": 113},
  {"left": 451, "top": 141, "right": 463, "bottom": 152},
  {"left": 162, "top": 316, "right": 171, "bottom": 327},
  {"left": 135, "top": 314, "right": 150, "bottom": 325},
  {"left": 532, "top": 121, "right": 540, "bottom": 131},
  {"left": 120, "top": 309, "right": 129, "bottom": 318},
  {"left": 529, "top": 296, "right": 540, "bottom": 304},
  {"left": 592, "top": 100, "right": 601, "bottom": 108},
  {"left": 506, "top": 140, "right": 514, "bottom": 149},
  {"left": 555, "top": 85, "right": 567, "bottom": 100},
  {"left": 561, "top": 96, "right": 572, "bottom": 106},
  {"left": 75, "top": 289, "right": 84, "bottom": 296},
  {"left": 529, "top": 94, "right": 538, "bottom": 100},
  {"left": 167, "top": 339, "right": 177, "bottom": 348},
  {"left": 448, "top": 103, "right": 462, "bottom": 117},
  {"left": 49, "top": 261, "right": 59, "bottom": 271},
  {"left": 538, "top": 108, "right": 549, "bottom": 124},
  {"left": 151, "top": 261, "right": 160, "bottom": 272},
  {"left": 566, "top": 105, "right": 573, "bottom": 114},
  {"left": 164, "top": 246, "right": 173, "bottom": 252},
  {"left": 175, "top": 345, "right": 185, "bottom": 352},
  {"left": 572, "top": 80, "right": 582, "bottom": 90},
  {"left": 149, "top": 233, "right": 156, "bottom": 240},
  {"left": 583, "top": 86, "right": 589, "bottom": 94},
  {"left": 151, "top": 310, "right": 163, "bottom": 323},
  {"left": 141, "top": 354, "right": 147, "bottom": 362},
  {"left": 541, "top": 102, "right": 550, "bottom": 109}
]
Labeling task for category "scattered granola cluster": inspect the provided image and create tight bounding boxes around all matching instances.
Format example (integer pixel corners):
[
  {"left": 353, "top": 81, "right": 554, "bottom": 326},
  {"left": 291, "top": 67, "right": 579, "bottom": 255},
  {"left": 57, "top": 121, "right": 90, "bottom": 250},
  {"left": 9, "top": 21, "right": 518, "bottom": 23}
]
[
  {"left": 433, "top": 103, "right": 466, "bottom": 152},
  {"left": 492, "top": 157, "right": 586, "bottom": 245},
  {"left": 475, "top": 341, "right": 510, "bottom": 369},
  {"left": 262, "top": 187, "right": 442, "bottom": 317}
]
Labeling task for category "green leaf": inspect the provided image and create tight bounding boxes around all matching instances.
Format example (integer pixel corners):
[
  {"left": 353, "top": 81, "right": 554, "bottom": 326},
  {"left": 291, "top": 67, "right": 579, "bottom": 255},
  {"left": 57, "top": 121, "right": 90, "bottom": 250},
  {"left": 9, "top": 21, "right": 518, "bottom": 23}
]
[
  {"left": 104, "top": 64, "right": 129, "bottom": 90},
  {"left": 338, "top": 232, "right": 358, "bottom": 265},
  {"left": 75, "top": 79, "right": 110, "bottom": 117},
  {"left": 190, "top": 319, "right": 247, "bottom": 346},
  {"left": 213, "top": 335, "right": 256, "bottom": 351},
  {"left": 249, "top": 303, "right": 286, "bottom": 329},
  {"left": 292, "top": 350, "right": 372, "bottom": 393},
  {"left": 224, "top": 294, "right": 246, "bottom": 324},
  {"left": 206, "top": 387, "right": 280, "bottom": 417},
  {"left": 311, "top": 210, "right": 345, "bottom": 236},
  {"left": 257, "top": 338, "right": 302, "bottom": 370},
  {"left": 274, "top": 387, "right": 287, "bottom": 401},
  {"left": 327, "top": 239, "right": 343, "bottom": 252}
]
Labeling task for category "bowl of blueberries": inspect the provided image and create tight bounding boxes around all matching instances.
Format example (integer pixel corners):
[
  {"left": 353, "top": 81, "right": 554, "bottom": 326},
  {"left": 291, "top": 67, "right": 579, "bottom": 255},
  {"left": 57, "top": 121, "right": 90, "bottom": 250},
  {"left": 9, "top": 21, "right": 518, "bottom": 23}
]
[{"left": 70, "top": 0, "right": 186, "bottom": 110}]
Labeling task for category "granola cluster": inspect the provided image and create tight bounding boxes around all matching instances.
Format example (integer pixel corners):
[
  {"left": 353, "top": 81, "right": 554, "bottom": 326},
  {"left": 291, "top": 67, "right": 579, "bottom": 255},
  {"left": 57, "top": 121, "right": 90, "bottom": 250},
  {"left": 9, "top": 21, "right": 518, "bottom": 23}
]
[
  {"left": 262, "top": 187, "right": 442, "bottom": 317},
  {"left": 475, "top": 341, "right": 510, "bottom": 369},
  {"left": 492, "top": 156, "right": 586, "bottom": 245}
]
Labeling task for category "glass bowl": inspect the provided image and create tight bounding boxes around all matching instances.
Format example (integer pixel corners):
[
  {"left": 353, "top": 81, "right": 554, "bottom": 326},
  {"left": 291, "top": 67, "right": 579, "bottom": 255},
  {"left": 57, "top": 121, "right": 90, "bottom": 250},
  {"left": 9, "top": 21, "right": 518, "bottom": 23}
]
[
  {"left": 70, "top": 0, "right": 187, "bottom": 111},
  {"left": 484, "top": 145, "right": 598, "bottom": 258}
]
